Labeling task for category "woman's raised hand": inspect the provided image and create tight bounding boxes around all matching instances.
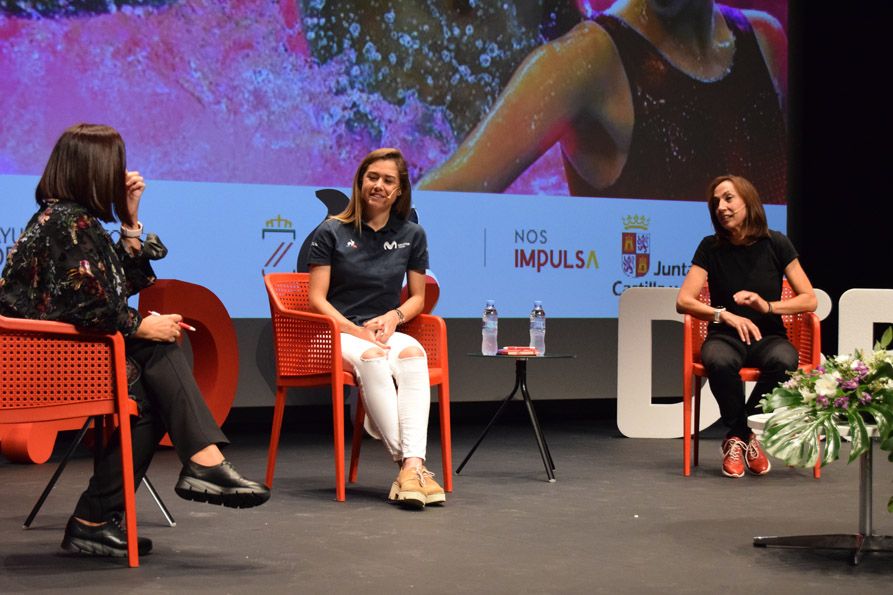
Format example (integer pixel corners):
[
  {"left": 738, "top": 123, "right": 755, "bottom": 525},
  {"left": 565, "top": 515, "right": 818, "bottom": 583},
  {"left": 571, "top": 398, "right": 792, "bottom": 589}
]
[
  {"left": 122, "top": 170, "right": 146, "bottom": 226},
  {"left": 732, "top": 290, "right": 770, "bottom": 314}
]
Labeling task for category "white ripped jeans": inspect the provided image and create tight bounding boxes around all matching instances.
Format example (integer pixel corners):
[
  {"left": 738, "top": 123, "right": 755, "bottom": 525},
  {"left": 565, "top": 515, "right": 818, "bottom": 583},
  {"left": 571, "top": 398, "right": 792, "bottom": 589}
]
[{"left": 340, "top": 332, "right": 430, "bottom": 462}]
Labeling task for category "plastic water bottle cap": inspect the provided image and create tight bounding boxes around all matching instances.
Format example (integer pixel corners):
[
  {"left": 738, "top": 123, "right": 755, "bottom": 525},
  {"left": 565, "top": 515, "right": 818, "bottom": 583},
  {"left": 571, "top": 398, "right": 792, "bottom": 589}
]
[
  {"left": 486, "top": 299, "right": 496, "bottom": 306},
  {"left": 534, "top": 300, "right": 542, "bottom": 307}
]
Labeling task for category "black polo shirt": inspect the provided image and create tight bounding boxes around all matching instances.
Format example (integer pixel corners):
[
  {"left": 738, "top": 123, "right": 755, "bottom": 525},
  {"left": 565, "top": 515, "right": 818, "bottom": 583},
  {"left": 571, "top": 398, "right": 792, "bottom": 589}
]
[{"left": 308, "top": 216, "right": 429, "bottom": 325}]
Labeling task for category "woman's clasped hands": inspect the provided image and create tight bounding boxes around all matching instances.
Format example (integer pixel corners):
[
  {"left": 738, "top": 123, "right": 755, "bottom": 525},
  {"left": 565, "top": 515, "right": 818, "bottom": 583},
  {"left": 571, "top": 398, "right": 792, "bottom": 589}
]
[{"left": 360, "top": 310, "right": 402, "bottom": 347}]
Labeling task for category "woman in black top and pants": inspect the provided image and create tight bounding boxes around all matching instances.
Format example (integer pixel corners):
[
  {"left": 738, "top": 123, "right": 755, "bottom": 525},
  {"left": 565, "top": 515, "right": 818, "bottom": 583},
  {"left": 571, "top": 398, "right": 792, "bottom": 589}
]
[{"left": 676, "top": 175, "right": 817, "bottom": 478}]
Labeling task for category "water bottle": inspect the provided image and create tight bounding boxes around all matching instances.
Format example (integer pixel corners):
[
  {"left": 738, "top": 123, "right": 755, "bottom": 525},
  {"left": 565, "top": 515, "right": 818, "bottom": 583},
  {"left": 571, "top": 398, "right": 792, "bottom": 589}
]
[
  {"left": 481, "top": 300, "right": 498, "bottom": 355},
  {"left": 529, "top": 301, "right": 546, "bottom": 355}
]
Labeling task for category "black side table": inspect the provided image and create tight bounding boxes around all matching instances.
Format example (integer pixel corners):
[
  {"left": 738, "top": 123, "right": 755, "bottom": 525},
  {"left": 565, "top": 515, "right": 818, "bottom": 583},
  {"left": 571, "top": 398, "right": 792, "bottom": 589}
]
[{"left": 457, "top": 353, "right": 575, "bottom": 482}]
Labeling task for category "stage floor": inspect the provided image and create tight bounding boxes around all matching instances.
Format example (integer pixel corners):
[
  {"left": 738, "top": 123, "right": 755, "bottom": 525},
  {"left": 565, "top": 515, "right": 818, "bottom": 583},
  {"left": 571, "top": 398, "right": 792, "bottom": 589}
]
[{"left": 2, "top": 408, "right": 892, "bottom": 593}]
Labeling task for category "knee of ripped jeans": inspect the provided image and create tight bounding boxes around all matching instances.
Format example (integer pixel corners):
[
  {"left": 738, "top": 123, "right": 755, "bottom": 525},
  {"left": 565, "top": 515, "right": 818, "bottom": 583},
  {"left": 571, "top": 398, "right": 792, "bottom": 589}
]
[
  {"left": 360, "top": 347, "right": 388, "bottom": 361},
  {"left": 398, "top": 346, "right": 426, "bottom": 359}
]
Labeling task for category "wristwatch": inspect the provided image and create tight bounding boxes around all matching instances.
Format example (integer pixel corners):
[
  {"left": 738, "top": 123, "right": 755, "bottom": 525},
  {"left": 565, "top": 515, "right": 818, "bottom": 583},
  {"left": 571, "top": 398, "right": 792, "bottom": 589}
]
[{"left": 712, "top": 307, "right": 726, "bottom": 324}]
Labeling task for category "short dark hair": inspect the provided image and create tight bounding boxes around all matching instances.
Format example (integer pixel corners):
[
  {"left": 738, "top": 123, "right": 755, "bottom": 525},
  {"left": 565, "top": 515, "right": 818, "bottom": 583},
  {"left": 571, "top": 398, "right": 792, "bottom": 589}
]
[
  {"left": 334, "top": 148, "right": 412, "bottom": 232},
  {"left": 36, "top": 123, "right": 127, "bottom": 223},
  {"left": 706, "top": 175, "right": 769, "bottom": 243}
]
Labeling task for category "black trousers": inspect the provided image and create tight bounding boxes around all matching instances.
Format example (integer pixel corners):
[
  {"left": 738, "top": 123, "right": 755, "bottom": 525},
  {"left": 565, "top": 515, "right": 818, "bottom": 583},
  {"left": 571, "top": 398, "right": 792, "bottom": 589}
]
[
  {"left": 73, "top": 339, "right": 228, "bottom": 522},
  {"left": 700, "top": 333, "right": 799, "bottom": 440}
]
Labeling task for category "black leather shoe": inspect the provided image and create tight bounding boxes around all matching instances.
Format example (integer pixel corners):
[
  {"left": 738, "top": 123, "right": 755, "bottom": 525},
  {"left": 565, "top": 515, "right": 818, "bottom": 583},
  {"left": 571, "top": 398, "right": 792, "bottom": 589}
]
[
  {"left": 61, "top": 514, "right": 152, "bottom": 557},
  {"left": 175, "top": 460, "right": 271, "bottom": 509}
]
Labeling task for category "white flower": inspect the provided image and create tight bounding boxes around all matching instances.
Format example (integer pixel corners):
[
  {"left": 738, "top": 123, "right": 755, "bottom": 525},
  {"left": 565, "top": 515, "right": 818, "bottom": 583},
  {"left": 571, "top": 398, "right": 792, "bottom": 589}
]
[
  {"left": 800, "top": 389, "right": 816, "bottom": 403},
  {"left": 815, "top": 375, "right": 838, "bottom": 397},
  {"left": 850, "top": 359, "right": 864, "bottom": 371},
  {"left": 836, "top": 354, "right": 852, "bottom": 365}
]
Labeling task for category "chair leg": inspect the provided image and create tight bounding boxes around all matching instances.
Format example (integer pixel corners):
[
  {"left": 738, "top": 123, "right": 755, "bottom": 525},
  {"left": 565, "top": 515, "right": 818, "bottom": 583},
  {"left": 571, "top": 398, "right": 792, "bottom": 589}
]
[
  {"left": 693, "top": 378, "right": 701, "bottom": 468},
  {"left": 349, "top": 391, "right": 364, "bottom": 484},
  {"left": 332, "top": 383, "right": 346, "bottom": 502},
  {"left": 265, "top": 386, "right": 287, "bottom": 487},
  {"left": 814, "top": 435, "right": 822, "bottom": 479},
  {"left": 142, "top": 476, "right": 176, "bottom": 527},
  {"left": 23, "top": 416, "right": 93, "bottom": 528},
  {"left": 439, "top": 383, "right": 453, "bottom": 493},
  {"left": 114, "top": 412, "right": 139, "bottom": 568},
  {"left": 683, "top": 374, "right": 692, "bottom": 476}
]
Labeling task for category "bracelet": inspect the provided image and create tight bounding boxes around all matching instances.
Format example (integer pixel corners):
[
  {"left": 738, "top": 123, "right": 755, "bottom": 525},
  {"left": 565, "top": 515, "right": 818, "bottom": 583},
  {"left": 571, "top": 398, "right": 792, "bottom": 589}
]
[
  {"left": 393, "top": 308, "right": 405, "bottom": 324},
  {"left": 767, "top": 301, "right": 773, "bottom": 314},
  {"left": 120, "top": 221, "right": 143, "bottom": 238}
]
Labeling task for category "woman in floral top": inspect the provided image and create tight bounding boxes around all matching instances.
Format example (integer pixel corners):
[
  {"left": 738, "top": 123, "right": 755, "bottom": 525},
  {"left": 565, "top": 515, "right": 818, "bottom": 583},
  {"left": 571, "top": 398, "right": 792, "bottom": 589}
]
[{"left": 0, "top": 124, "right": 269, "bottom": 559}]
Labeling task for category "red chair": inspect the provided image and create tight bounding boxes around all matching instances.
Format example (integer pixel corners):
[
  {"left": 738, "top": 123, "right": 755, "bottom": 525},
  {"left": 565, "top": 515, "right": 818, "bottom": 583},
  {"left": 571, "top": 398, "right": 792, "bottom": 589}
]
[
  {"left": 0, "top": 315, "right": 141, "bottom": 567},
  {"left": 682, "top": 280, "right": 821, "bottom": 477},
  {"left": 263, "top": 272, "right": 452, "bottom": 501}
]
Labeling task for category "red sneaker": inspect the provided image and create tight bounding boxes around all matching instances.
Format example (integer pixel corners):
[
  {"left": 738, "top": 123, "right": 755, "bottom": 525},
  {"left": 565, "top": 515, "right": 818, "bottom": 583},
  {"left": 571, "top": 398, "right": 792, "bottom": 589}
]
[
  {"left": 721, "top": 437, "right": 746, "bottom": 478},
  {"left": 745, "top": 433, "right": 771, "bottom": 475}
]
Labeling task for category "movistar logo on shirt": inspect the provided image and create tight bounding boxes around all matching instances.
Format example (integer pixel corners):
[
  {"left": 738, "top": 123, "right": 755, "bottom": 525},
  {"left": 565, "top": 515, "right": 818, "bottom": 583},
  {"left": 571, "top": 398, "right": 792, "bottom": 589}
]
[
  {"left": 383, "top": 241, "right": 410, "bottom": 250},
  {"left": 346, "top": 240, "right": 357, "bottom": 249}
]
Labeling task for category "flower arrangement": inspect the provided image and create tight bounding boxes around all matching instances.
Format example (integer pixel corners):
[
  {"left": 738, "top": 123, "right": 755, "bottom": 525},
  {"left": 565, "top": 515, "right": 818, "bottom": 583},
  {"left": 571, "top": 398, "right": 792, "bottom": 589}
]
[{"left": 760, "top": 327, "right": 893, "bottom": 511}]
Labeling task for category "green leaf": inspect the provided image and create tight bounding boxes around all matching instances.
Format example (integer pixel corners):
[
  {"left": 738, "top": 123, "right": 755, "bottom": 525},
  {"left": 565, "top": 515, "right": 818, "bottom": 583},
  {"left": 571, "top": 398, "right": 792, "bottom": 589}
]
[
  {"left": 863, "top": 404, "right": 893, "bottom": 444},
  {"left": 820, "top": 415, "right": 842, "bottom": 465},
  {"left": 762, "top": 407, "right": 826, "bottom": 467},
  {"left": 846, "top": 410, "right": 870, "bottom": 463},
  {"left": 888, "top": 495, "right": 893, "bottom": 514},
  {"left": 876, "top": 325, "right": 893, "bottom": 350},
  {"left": 762, "top": 388, "right": 804, "bottom": 412},
  {"left": 867, "top": 361, "right": 893, "bottom": 383}
]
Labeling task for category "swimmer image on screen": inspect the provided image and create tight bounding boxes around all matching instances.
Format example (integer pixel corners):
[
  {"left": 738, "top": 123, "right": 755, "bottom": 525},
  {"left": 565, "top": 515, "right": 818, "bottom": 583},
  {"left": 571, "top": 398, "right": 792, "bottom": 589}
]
[{"left": 418, "top": 0, "right": 788, "bottom": 203}]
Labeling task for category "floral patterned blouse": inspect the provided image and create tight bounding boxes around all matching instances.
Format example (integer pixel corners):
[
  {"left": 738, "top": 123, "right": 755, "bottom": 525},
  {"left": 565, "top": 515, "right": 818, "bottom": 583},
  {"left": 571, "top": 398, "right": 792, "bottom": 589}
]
[{"left": 0, "top": 199, "right": 157, "bottom": 336}]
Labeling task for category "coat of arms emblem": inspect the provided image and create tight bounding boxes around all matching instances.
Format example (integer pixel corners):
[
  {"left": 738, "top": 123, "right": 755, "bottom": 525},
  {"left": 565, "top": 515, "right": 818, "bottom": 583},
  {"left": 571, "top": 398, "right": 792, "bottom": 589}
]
[{"left": 621, "top": 215, "right": 650, "bottom": 278}]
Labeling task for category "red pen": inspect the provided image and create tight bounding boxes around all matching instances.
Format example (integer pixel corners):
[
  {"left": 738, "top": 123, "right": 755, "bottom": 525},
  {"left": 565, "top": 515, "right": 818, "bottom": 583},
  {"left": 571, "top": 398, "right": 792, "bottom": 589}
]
[{"left": 148, "top": 310, "right": 196, "bottom": 332}]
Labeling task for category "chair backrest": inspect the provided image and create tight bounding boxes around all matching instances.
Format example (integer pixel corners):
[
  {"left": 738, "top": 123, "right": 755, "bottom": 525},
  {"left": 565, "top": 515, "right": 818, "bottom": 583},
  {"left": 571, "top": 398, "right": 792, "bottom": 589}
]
[
  {"left": 264, "top": 272, "right": 340, "bottom": 379},
  {"left": 0, "top": 315, "right": 127, "bottom": 424},
  {"left": 688, "top": 280, "right": 819, "bottom": 368},
  {"left": 266, "top": 272, "right": 313, "bottom": 312}
]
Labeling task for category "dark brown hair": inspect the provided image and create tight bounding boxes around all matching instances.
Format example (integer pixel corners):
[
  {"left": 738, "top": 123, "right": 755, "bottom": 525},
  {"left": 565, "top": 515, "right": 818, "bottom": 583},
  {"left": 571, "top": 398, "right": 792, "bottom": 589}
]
[
  {"left": 36, "top": 123, "right": 127, "bottom": 223},
  {"left": 333, "top": 148, "right": 412, "bottom": 232},
  {"left": 706, "top": 175, "right": 769, "bottom": 243}
]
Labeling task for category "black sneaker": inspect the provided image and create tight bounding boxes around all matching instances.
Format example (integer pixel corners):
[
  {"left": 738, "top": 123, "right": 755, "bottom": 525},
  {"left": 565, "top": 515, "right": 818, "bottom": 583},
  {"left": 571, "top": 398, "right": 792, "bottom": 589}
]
[
  {"left": 175, "top": 460, "right": 271, "bottom": 509},
  {"left": 61, "top": 514, "right": 152, "bottom": 557}
]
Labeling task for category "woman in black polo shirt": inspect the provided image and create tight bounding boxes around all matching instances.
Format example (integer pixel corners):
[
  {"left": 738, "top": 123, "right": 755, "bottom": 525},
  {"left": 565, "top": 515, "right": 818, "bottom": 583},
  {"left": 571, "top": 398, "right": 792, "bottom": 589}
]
[
  {"left": 675, "top": 175, "right": 816, "bottom": 479},
  {"left": 308, "top": 148, "right": 444, "bottom": 509}
]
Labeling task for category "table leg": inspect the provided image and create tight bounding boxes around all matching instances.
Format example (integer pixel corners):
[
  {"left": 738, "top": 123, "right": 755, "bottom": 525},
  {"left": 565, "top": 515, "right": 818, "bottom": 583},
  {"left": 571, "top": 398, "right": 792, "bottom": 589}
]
[
  {"left": 517, "top": 361, "right": 556, "bottom": 480},
  {"left": 455, "top": 364, "right": 522, "bottom": 474},
  {"left": 753, "top": 442, "right": 893, "bottom": 565},
  {"left": 859, "top": 444, "right": 873, "bottom": 536}
]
